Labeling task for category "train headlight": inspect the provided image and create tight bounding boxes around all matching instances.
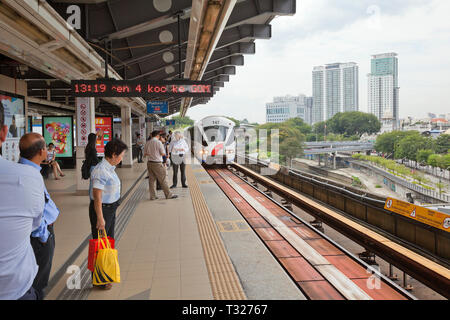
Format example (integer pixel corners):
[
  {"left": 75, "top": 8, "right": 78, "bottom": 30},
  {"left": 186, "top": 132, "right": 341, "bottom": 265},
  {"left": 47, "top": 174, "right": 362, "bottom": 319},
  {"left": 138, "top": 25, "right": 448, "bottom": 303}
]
[{"left": 226, "top": 149, "right": 234, "bottom": 154}]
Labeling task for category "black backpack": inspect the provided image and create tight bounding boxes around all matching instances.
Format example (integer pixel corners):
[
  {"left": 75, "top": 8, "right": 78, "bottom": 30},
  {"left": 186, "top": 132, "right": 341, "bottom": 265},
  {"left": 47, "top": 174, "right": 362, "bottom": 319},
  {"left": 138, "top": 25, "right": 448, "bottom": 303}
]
[{"left": 81, "top": 159, "right": 91, "bottom": 180}]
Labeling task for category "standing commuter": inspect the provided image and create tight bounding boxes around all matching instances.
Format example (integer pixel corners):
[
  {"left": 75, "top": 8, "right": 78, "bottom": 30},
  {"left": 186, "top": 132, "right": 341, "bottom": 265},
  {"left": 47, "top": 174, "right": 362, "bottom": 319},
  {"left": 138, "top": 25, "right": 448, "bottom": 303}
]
[
  {"left": 89, "top": 138, "right": 128, "bottom": 290},
  {"left": 144, "top": 130, "right": 177, "bottom": 200},
  {"left": 85, "top": 133, "right": 100, "bottom": 173},
  {"left": 0, "top": 105, "right": 45, "bottom": 300},
  {"left": 136, "top": 133, "right": 144, "bottom": 163},
  {"left": 18, "top": 133, "right": 60, "bottom": 300},
  {"left": 169, "top": 131, "right": 189, "bottom": 188}
]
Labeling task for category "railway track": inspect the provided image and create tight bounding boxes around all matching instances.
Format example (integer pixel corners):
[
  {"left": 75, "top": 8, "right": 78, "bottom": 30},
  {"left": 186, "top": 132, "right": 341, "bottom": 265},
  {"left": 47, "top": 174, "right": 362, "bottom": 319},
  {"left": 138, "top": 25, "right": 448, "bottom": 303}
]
[{"left": 206, "top": 166, "right": 416, "bottom": 300}]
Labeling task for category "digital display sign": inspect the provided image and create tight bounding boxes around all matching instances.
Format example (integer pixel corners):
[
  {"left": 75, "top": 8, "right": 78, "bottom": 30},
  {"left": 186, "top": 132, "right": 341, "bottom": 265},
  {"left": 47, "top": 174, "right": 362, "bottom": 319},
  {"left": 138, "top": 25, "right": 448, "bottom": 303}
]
[
  {"left": 147, "top": 101, "right": 168, "bottom": 114},
  {"left": 71, "top": 80, "right": 213, "bottom": 97}
]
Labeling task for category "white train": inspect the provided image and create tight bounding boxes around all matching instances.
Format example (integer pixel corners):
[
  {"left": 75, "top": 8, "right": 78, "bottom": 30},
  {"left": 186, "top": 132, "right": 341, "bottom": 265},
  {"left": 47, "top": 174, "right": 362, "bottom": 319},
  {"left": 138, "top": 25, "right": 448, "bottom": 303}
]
[{"left": 186, "top": 115, "right": 236, "bottom": 165}]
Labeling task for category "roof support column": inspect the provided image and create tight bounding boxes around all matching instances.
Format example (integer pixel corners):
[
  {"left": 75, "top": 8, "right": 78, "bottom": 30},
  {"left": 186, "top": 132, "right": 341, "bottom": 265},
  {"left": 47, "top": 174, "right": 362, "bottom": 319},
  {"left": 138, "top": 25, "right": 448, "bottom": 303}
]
[
  {"left": 75, "top": 97, "right": 96, "bottom": 194},
  {"left": 120, "top": 105, "right": 133, "bottom": 167}
]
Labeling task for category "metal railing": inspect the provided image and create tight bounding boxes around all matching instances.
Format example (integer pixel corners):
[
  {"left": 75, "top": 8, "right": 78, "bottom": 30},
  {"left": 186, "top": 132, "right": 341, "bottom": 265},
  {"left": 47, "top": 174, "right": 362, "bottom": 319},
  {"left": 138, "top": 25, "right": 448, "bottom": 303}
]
[{"left": 349, "top": 160, "right": 450, "bottom": 203}]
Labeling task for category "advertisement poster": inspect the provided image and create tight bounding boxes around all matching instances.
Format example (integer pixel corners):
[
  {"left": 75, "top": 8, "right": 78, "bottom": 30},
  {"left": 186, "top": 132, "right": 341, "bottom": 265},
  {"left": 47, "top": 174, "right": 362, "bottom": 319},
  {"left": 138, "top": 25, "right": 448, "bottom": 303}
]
[
  {"left": 42, "top": 116, "right": 74, "bottom": 158},
  {"left": 95, "top": 117, "right": 113, "bottom": 156},
  {"left": 0, "top": 91, "right": 25, "bottom": 162}
]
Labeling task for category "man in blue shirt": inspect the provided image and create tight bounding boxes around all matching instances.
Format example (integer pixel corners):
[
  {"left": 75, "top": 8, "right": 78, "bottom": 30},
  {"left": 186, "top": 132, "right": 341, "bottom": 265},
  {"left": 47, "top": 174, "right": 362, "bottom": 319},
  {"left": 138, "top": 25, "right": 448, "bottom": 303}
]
[
  {"left": 0, "top": 104, "right": 45, "bottom": 300},
  {"left": 18, "top": 133, "right": 60, "bottom": 300}
]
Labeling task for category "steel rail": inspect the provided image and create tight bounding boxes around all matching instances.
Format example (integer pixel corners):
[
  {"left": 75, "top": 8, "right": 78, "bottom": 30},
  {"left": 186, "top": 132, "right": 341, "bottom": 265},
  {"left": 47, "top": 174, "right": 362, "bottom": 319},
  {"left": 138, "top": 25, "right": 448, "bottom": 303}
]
[{"left": 230, "top": 162, "right": 450, "bottom": 299}]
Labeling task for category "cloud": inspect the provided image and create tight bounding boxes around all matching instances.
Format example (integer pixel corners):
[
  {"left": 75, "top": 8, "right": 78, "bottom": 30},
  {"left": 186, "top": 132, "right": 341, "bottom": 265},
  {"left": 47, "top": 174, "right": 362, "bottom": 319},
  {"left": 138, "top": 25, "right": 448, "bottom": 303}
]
[{"left": 187, "top": 0, "right": 450, "bottom": 123}]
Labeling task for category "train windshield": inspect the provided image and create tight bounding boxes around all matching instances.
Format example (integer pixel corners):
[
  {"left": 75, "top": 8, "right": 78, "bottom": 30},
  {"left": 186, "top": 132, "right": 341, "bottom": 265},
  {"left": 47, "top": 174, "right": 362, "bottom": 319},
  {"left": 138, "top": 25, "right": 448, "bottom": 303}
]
[{"left": 203, "top": 126, "right": 228, "bottom": 142}]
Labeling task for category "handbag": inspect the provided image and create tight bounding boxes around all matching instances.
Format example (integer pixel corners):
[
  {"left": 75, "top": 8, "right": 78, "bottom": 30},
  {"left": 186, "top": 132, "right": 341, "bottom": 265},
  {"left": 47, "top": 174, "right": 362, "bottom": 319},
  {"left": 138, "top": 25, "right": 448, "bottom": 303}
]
[
  {"left": 87, "top": 234, "right": 115, "bottom": 272},
  {"left": 92, "top": 230, "right": 120, "bottom": 285},
  {"left": 81, "top": 159, "right": 91, "bottom": 180}
]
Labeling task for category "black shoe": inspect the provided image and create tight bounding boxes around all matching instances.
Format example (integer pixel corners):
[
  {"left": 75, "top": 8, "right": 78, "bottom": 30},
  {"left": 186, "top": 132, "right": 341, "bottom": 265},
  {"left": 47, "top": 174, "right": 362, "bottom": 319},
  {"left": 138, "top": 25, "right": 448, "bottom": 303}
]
[
  {"left": 182, "top": 185, "right": 188, "bottom": 188},
  {"left": 170, "top": 185, "right": 176, "bottom": 189},
  {"left": 167, "top": 195, "right": 178, "bottom": 199},
  {"left": 156, "top": 187, "right": 161, "bottom": 190}
]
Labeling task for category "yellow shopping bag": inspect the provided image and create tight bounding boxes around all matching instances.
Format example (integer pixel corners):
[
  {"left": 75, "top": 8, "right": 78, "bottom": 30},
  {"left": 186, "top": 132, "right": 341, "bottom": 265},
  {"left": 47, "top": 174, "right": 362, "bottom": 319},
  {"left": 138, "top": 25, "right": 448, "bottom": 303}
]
[{"left": 92, "top": 230, "right": 120, "bottom": 285}]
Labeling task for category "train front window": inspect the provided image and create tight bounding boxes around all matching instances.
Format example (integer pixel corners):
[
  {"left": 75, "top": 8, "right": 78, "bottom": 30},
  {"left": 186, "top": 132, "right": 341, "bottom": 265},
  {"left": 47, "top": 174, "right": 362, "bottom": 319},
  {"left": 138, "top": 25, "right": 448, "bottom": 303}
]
[{"left": 204, "top": 126, "right": 228, "bottom": 142}]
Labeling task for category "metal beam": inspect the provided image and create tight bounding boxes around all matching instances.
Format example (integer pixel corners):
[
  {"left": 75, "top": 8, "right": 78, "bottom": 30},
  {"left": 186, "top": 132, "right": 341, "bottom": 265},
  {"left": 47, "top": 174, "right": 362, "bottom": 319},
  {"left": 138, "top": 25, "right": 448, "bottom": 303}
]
[{"left": 87, "top": 0, "right": 193, "bottom": 41}]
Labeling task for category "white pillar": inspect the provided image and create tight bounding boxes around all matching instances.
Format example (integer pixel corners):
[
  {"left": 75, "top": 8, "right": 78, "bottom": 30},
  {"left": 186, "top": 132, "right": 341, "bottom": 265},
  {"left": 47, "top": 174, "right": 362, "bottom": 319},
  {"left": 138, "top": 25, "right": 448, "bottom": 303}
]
[
  {"left": 121, "top": 106, "right": 133, "bottom": 167},
  {"left": 139, "top": 116, "right": 146, "bottom": 141},
  {"left": 76, "top": 97, "right": 95, "bottom": 193}
]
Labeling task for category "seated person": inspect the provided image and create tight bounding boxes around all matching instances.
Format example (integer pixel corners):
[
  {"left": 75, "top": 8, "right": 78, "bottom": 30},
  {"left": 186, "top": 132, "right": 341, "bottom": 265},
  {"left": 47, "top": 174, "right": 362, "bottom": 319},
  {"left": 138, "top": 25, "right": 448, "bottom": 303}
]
[{"left": 41, "top": 143, "right": 65, "bottom": 180}]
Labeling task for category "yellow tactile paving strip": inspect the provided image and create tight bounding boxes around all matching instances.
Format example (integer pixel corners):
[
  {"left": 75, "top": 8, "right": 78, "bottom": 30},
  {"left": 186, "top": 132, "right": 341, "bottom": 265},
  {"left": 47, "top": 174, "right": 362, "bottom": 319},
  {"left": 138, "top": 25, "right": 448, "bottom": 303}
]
[{"left": 186, "top": 165, "right": 247, "bottom": 300}]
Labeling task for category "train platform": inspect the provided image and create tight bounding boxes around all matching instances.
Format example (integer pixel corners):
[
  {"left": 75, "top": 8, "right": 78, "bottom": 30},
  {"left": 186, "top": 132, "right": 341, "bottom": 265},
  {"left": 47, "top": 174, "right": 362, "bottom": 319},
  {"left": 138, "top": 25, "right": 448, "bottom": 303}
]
[{"left": 44, "top": 160, "right": 303, "bottom": 300}]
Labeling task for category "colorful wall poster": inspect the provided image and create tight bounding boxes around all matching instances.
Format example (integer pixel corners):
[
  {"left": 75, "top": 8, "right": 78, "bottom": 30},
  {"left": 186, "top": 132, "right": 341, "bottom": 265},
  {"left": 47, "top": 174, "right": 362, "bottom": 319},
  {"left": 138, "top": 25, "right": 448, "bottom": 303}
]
[
  {"left": 0, "top": 91, "right": 25, "bottom": 162},
  {"left": 42, "top": 116, "right": 74, "bottom": 158},
  {"left": 95, "top": 116, "right": 113, "bottom": 156}
]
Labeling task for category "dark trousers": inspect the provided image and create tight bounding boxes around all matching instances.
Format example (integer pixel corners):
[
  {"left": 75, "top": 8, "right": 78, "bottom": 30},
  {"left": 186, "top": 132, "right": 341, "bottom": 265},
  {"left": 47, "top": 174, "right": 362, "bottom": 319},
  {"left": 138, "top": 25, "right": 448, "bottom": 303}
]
[
  {"left": 30, "top": 225, "right": 55, "bottom": 300},
  {"left": 89, "top": 201, "right": 117, "bottom": 240},
  {"left": 172, "top": 163, "right": 186, "bottom": 187},
  {"left": 137, "top": 147, "right": 143, "bottom": 162},
  {"left": 18, "top": 287, "right": 38, "bottom": 300}
]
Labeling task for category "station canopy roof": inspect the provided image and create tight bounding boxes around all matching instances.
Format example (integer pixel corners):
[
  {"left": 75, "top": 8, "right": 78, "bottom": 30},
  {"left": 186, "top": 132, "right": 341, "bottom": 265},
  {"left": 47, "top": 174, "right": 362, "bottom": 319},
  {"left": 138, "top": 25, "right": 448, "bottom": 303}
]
[{"left": 0, "top": 0, "right": 295, "bottom": 118}]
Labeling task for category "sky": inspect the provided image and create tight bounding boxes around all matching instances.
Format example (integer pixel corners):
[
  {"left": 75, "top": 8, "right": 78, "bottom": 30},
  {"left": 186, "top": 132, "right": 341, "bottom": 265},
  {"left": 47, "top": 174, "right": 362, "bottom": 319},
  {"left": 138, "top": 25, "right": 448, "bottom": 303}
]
[{"left": 183, "top": 0, "right": 450, "bottom": 124}]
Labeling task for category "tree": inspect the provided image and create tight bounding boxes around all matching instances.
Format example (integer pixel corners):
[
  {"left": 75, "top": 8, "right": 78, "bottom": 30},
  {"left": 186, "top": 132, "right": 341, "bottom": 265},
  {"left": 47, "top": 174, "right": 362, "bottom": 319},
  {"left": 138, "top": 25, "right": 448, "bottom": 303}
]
[
  {"left": 327, "top": 112, "right": 381, "bottom": 137},
  {"left": 169, "top": 115, "right": 194, "bottom": 128},
  {"left": 257, "top": 119, "right": 306, "bottom": 165},
  {"left": 427, "top": 154, "right": 441, "bottom": 175},
  {"left": 417, "top": 149, "right": 434, "bottom": 165},
  {"left": 375, "top": 130, "right": 417, "bottom": 157},
  {"left": 435, "top": 134, "right": 450, "bottom": 154},
  {"left": 313, "top": 121, "right": 327, "bottom": 135},
  {"left": 284, "top": 118, "right": 312, "bottom": 135},
  {"left": 395, "top": 132, "right": 432, "bottom": 166},
  {"left": 226, "top": 117, "right": 240, "bottom": 127}
]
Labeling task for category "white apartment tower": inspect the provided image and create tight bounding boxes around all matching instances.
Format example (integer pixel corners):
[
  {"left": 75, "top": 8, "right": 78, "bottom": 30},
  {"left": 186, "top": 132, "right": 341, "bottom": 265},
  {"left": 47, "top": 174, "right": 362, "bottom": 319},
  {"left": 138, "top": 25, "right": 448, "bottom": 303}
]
[
  {"left": 367, "top": 53, "right": 399, "bottom": 131},
  {"left": 266, "top": 95, "right": 311, "bottom": 124},
  {"left": 312, "top": 62, "right": 359, "bottom": 124}
]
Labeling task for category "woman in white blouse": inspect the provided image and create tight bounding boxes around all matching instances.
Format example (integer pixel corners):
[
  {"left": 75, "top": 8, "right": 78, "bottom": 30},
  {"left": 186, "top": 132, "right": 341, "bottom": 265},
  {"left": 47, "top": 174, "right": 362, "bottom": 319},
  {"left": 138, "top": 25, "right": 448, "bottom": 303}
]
[
  {"left": 169, "top": 131, "right": 189, "bottom": 188},
  {"left": 44, "top": 143, "right": 65, "bottom": 180}
]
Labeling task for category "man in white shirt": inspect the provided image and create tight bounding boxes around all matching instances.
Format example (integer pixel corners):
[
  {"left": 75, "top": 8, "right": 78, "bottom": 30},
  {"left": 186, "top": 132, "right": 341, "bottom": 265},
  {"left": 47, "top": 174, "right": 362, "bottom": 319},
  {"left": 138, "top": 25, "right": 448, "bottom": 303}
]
[
  {"left": 169, "top": 131, "right": 189, "bottom": 188},
  {"left": 144, "top": 130, "right": 177, "bottom": 200},
  {"left": 0, "top": 103, "right": 45, "bottom": 300}
]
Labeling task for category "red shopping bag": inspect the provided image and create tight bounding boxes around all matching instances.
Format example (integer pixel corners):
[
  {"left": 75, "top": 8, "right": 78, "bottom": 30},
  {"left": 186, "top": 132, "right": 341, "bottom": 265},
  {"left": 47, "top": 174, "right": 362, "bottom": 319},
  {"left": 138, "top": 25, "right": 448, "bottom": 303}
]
[{"left": 88, "top": 236, "right": 115, "bottom": 272}]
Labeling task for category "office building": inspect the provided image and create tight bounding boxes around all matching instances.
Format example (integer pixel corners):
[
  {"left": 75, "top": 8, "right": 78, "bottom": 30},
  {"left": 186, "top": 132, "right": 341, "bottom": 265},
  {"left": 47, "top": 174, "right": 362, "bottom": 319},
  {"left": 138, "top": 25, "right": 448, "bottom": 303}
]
[{"left": 266, "top": 95, "right": 311, "bottom": 124}]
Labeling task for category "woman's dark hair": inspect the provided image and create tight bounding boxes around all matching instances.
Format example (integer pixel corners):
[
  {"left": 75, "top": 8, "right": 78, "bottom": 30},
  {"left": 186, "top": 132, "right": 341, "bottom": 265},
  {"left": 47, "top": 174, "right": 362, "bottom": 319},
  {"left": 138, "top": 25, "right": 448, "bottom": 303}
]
[
  {"left": 85, "top": 132, "right": 97, "bottom": 153},
  {"left": 104, "top": 138, "right": 128, "bottom": 158},
  {"left": 48, "top": 143, "right": 54, "bottom": 147}
]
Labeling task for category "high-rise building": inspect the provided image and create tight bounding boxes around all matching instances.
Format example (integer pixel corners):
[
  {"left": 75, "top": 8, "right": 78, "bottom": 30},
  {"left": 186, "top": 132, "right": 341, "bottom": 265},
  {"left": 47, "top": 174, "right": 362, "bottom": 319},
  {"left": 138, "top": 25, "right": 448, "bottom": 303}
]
[
  {"left": 367, "top": 53, "right": 399, "bottom": 131},
  {"left": 312, "top": 62, "right": 359, "bottom": 124},
  {"left": 266, "top": 95, "right": 311, "bottom": 124},
  {"left": 306, "top": 97, "right": 313, "bottom": 125}
]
